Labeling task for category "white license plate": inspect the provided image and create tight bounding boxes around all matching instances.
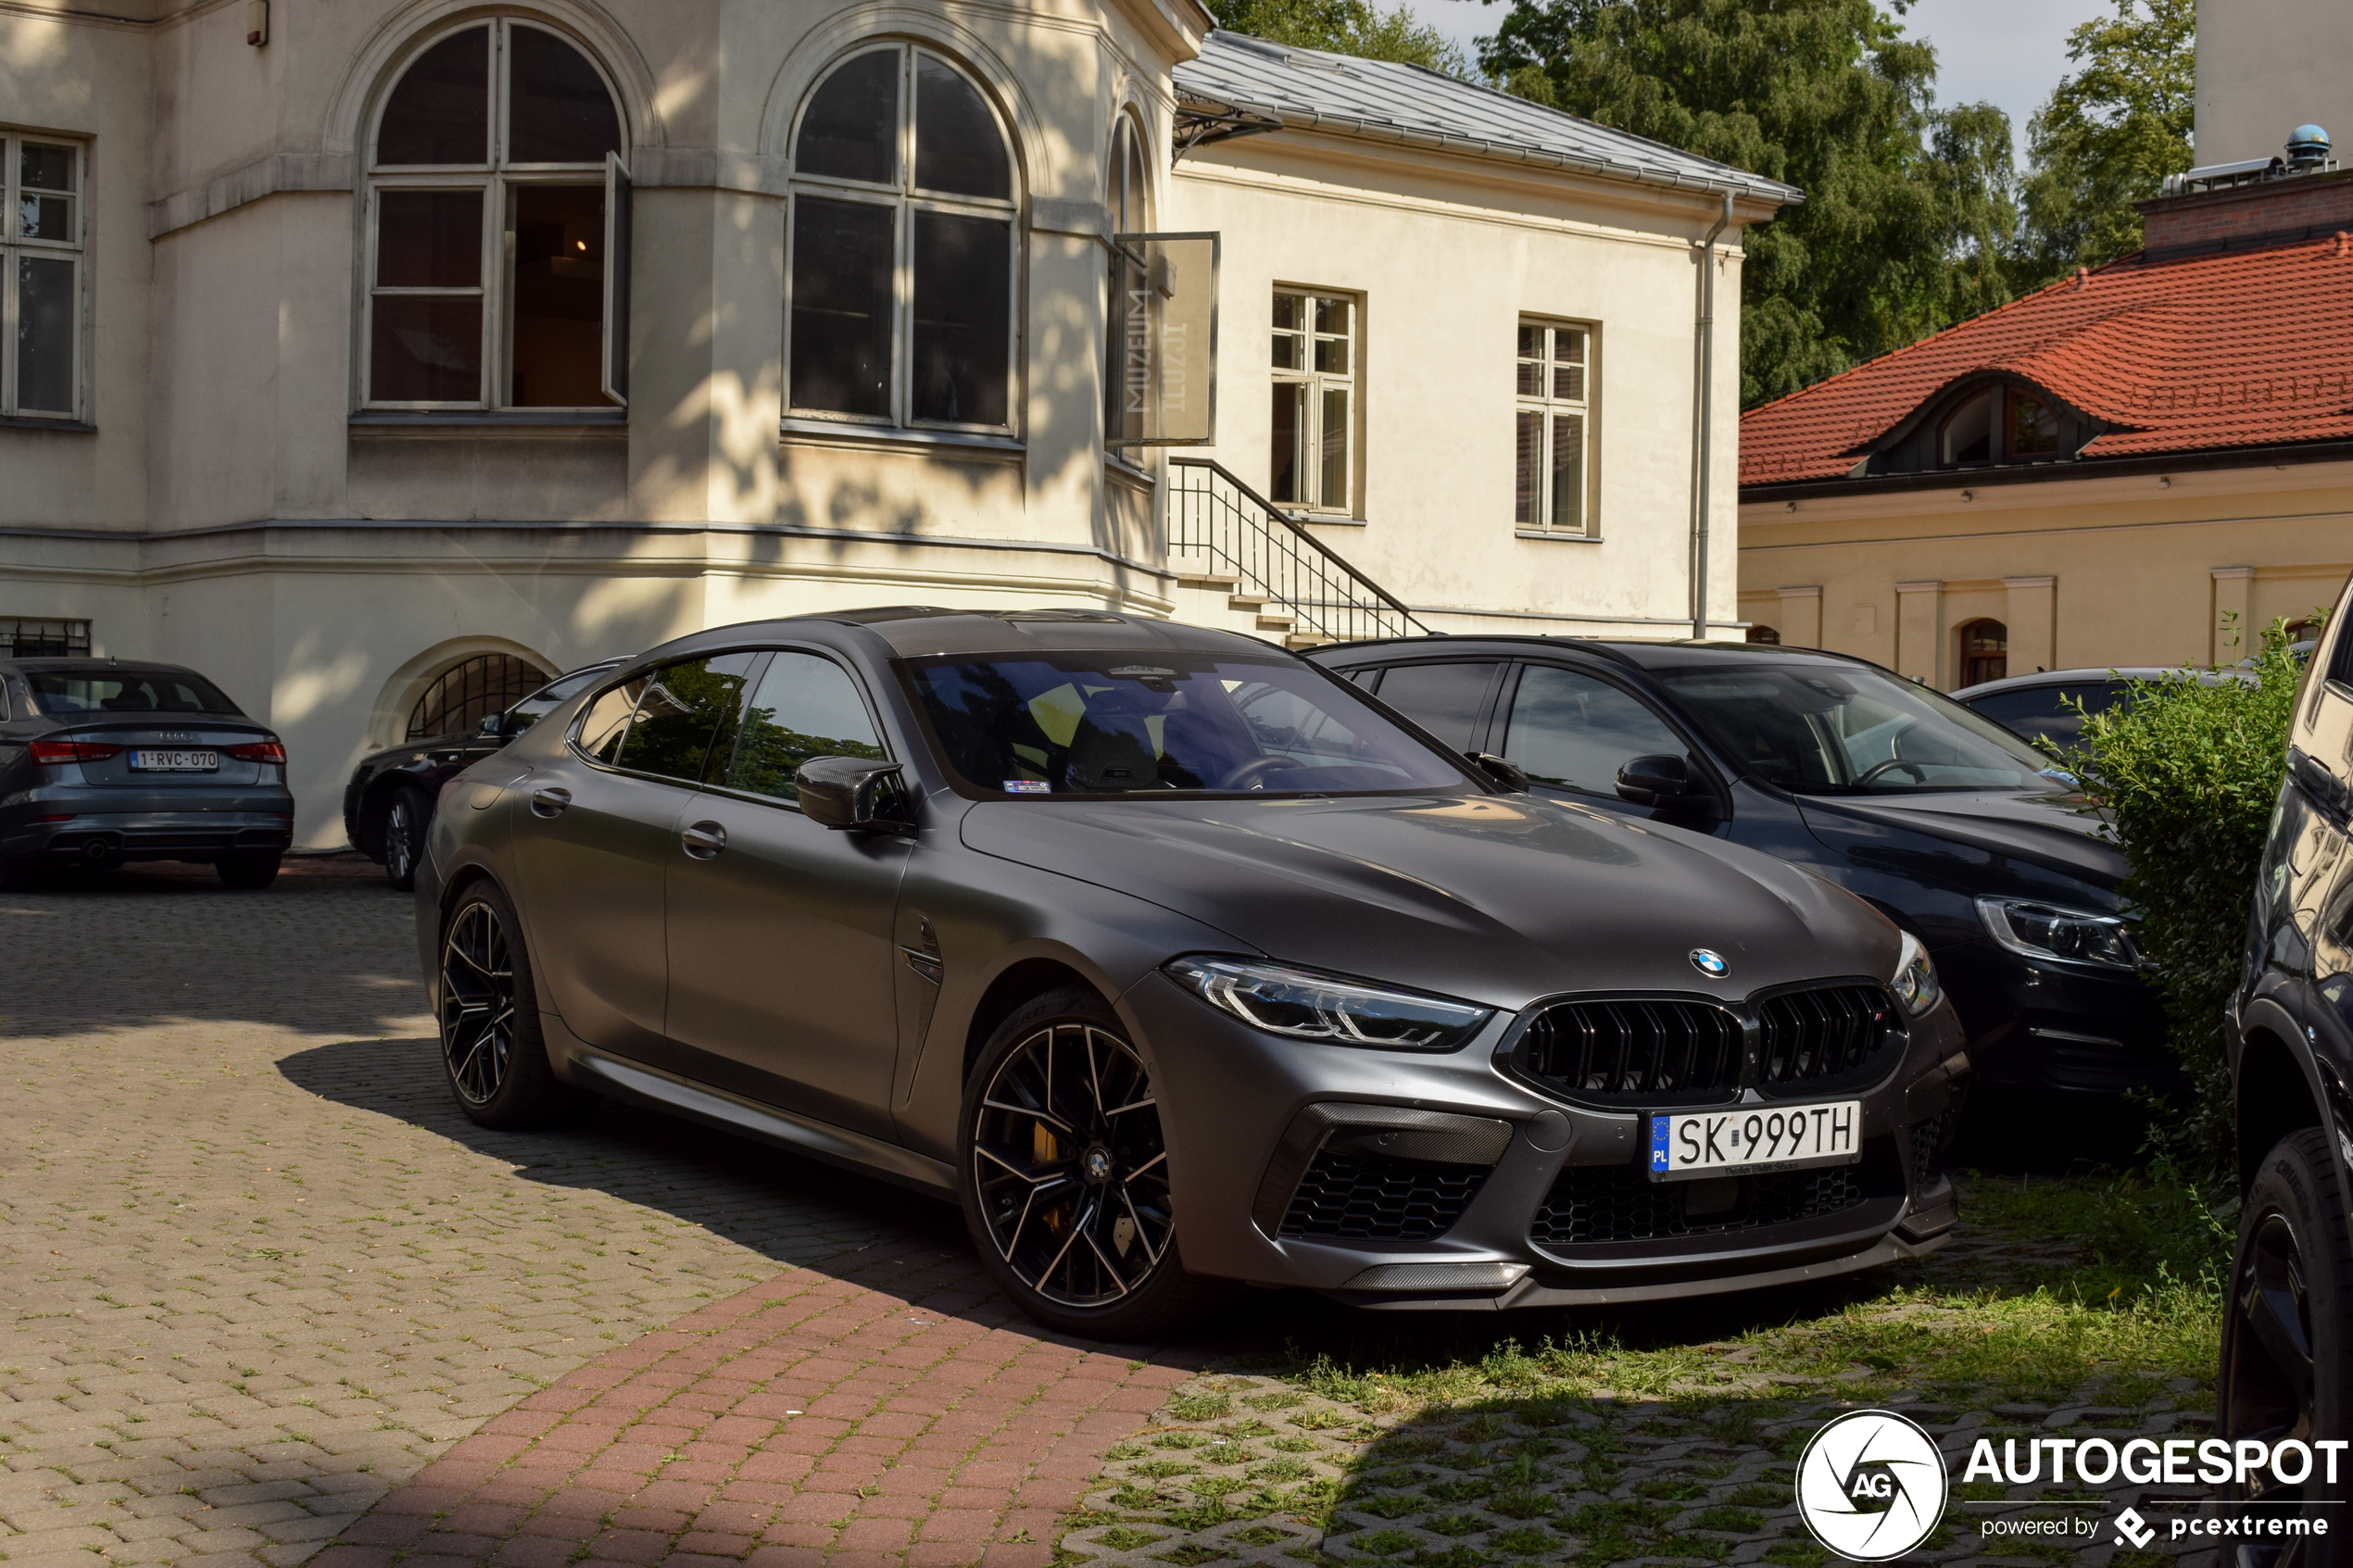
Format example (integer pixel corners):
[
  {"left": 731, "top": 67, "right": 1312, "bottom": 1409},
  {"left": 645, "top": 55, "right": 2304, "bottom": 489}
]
[
  {"left": 129, "top": 749, "right": 219, "bottom": 771},
  {"left": 1649, "top": 1100, "right": 1862, "bottom": 1182}
]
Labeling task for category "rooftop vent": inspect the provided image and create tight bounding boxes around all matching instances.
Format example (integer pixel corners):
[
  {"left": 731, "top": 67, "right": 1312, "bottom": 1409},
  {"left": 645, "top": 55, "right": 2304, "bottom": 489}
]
[{"left": 2163, "top": 124, "right": 2336, "bottom": 195}]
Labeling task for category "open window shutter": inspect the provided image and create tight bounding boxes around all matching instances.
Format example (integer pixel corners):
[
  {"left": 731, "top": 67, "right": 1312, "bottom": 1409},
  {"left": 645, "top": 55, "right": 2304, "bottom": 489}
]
[{"left": 603, "top": 152, "right": 632, "bottom": 407}]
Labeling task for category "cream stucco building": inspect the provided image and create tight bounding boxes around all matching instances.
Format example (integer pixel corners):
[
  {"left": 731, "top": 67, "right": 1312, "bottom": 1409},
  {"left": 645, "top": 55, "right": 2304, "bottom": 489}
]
[{"left": 0, "top": 0, "right": 1790, "bottom": 847}]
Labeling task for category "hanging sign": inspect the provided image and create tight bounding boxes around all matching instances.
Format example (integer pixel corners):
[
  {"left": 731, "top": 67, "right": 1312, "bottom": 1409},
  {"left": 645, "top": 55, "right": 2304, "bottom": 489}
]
[{"left": 1111, "top": 232, "right": 1218, "bottom": 445}]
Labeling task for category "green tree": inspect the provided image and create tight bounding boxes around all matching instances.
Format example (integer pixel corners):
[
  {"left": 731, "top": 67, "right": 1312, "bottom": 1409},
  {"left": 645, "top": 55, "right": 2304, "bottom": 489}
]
[
  {"left": 1215, "top": 0, "right": 1472, "bottom": 74},
  {"left": 1475, "top": 0, "right": 2024, "bottom": 406},
  {"left": 2017, "top": 0, "right": 2196, "bottom": 276}
]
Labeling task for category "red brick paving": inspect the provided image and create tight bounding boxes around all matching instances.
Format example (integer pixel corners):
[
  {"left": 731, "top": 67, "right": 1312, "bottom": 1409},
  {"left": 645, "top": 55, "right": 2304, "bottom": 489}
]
[{"left": 309, "top": 1235, "right": 1208, "bottom": 1568}]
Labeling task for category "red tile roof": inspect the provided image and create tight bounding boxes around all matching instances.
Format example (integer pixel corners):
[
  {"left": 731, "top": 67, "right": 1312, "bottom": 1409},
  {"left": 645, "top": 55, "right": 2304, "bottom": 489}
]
[{"left": 1739, "top": 231, "right": 2353, "bottom": 488}]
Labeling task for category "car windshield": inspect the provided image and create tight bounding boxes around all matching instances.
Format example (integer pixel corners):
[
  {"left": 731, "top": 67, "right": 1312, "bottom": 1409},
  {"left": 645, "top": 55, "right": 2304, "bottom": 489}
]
[
  {"left": 27, "top": 670, "right": 241, "bottom": 716},
  {"left": 1657, "top": 662, "right": 2061, "bottom": 794},
  {"left": 504, "top": 664, "right": 613, "bottom": 735},
  {"left": 908, "top": 653, "right": 1471, "bottom": 797}
]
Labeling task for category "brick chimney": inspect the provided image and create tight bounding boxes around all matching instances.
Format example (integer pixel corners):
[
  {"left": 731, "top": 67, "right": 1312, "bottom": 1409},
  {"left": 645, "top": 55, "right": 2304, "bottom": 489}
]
[{"left": 2138, "top": 167, "right": 2353, "bottom": 255}]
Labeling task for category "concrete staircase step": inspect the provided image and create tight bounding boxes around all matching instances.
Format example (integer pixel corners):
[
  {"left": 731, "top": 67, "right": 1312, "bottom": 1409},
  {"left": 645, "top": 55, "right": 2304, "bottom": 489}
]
[
  {"left": 1284, "top": 633, "right": 1334, "bottom": 650},
  {"left": 1254, "top": 612, "right": 1297, "bottom": 632}
]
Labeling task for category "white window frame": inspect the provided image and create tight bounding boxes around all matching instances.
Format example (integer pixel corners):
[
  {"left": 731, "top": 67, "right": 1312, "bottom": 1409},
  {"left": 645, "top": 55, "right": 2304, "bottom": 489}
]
[
  {"left": 1270, "top": 285, "right": 1359, "bottom": 516},
  {"left": 2, "top": 132, "right": 87, "bottom": 422},
  {"left": 360, "top": 18, "right": 628, "bottom": 413},
  {"left": 1514, "top": 317, "right": 1593, "bottom": 537},
  {"left": 784, "top": 44, "right": 1021, "bottom": 436}
]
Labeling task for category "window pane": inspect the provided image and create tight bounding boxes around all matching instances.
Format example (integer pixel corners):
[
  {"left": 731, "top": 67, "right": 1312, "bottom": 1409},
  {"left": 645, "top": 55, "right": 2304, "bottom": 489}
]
[
  {"left": 17, "top": 257, "right": 74, "bottom": 413},
  {"left": 2010, "top": 394, "right": 2058, "bottom": 455},
  {"left": 914, "top": 55, "right": 1009, "bottom": 199},
  {"left": 797, "top": 50, "right": 898, "bottom": 185},
  {"left": 1315, "top": 295, "right": 1351, "bottom": 335},
  {"left": 912, "top": 209, "right": 1010, "bottom": 425},
  {"left": 510, "top": 184, "right": 608, "bottom": 407},
  {"left": 507, "top": 27, "right": 621, "bottom": 165},
  {"left": 724, "top": 651, "right": 884, "bottom": 800},
  {"left": 18, "top": 144, "right": 73, "bottom": 242},
  {"left": 376, "top": 190, "right": 482, "bottom": 286},
  {"left": 19, "top": 142, "right": 72, "bottom": 192},
  {"left": 577, "top": 681, "right": 639, "bottom": 762},
  {"left": 789, "top": 194, "right": 893, "bottom": 417},
  {"left": 1551, "top": 413, "right": 1583, "bottom": 531},
  {"left": 1123, "top": 124, "right": 1148, "bottom": 231},
  {"left": 377, "top": 28, "right": 489, "bottom": 165},
  {"left": 1319, "top": 386, "right": 1349, "bottom": 508},
  {"left": 1516, "top": 355, "right": 1541, "bottom": 397},
  {"left": 1313, "top": 333, "right": 1349, "bottom": 374},
  {"left": 1940, "top": 389, "right": 1993, "bottom": 464},
  {"left": 1374, "top": 662, "right": 1498, "bottom": 753},
  {"left": 1270, "top": 382, "right": 1304, "bottom": 503},
  {"left": 1505, "top": 666, "right": 1685, "bottom": 795},
  {"left": 1271, "top": 329, "right": 1302, "bottom": 370},
  {"left": 1272, "top": 293, "right": 1302, "bottom": 332},
  {"left": 370, "top": 295, "right": 482, "bottom": 401},
  {"left": 1514, "top": 409, "right": 1540, "bottom": 525},
  {"left": 614, "top": 654, "right": 758, "bottom": 784},
  {"left": 1516, "top": 322, "right": 1539, "bottom": 359}
]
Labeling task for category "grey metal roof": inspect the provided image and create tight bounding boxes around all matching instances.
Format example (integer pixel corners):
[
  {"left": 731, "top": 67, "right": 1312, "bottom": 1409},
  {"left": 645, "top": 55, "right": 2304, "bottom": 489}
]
[{"left": 1174, "top": 31, "right": 1803, "bottom": 205}]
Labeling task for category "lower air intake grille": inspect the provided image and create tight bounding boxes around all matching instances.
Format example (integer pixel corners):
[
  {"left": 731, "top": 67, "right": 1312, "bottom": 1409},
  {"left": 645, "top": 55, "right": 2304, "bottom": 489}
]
[
  {"left": 1909, "top": 1113, "right": 1948, "bottom": 1186},
  {"left": 1529, "top": 1160, "right": 1870, "bottom": 1247},
  {"left": 1278, "top": 1151, "right": 1489, "bottom": 1241}
]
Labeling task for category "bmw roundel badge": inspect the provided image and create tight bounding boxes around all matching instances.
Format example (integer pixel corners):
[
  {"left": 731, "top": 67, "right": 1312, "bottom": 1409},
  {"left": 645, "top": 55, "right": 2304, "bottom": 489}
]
[{"left": 1689, "top": 948, "right": 1730, "bottom": 978}]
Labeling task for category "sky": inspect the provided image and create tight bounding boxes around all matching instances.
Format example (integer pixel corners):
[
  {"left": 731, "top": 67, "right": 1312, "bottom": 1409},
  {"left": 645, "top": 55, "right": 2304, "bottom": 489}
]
[{"left": 1396, "top": 0, "right": 2120, "bottom": 164}]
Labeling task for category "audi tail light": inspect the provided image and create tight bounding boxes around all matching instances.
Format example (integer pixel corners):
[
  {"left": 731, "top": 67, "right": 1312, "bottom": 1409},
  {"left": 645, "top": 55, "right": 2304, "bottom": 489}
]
[
  {"left": 226, "top": 740, "right": 287, "bottom": 763},
  {"left": 29, "top": 740, "right": 122, "bottom": 764}
]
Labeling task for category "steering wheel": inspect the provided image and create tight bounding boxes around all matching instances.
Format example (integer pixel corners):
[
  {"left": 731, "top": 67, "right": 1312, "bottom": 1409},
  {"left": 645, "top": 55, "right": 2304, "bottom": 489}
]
[
  {"left": 1219, "top": 756, "right": 1295, "bottom": 791},
  {"left": 1853, "top": 757, "right": 1929, "bottom": 786}
]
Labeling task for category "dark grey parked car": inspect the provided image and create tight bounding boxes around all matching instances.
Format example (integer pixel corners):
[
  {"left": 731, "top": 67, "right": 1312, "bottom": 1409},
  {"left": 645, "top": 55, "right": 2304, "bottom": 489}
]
[
  {"left": 0, "top": 659, "right": 293, "bottom": 888},
  {"left": 417, "top": 608, "right": 1969, "bottom": 1336}
]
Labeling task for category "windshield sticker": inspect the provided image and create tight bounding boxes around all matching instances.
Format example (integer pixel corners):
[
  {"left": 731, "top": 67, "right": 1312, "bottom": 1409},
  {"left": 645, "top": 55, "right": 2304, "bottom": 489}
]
[{"left": 1002, "top": 779, "right": 1051, "bottom": 794}]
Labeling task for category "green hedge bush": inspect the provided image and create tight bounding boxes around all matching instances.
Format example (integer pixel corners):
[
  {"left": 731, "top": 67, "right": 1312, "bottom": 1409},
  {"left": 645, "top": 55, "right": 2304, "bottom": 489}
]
[{"left": 2072, "top": 619, "right": 2306, "bottom": 1179}]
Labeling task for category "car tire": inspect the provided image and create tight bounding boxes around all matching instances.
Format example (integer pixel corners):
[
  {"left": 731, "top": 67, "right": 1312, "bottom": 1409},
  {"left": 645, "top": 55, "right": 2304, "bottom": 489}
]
[
  {"left": 958, "top": 985, "right": 1222, "bottom": 1339},
  {"left": 216, "top": 851, "right": 282, "bottom": 890},
  {"left": 436, "top": 880, "right": 598, "bottom": 1130},
  {"left": 2220, "top": 1125, "right": 2352, "bottom": 1553},
  {"left": 383, "top": 784, "right": 431, "bottom": 893}
]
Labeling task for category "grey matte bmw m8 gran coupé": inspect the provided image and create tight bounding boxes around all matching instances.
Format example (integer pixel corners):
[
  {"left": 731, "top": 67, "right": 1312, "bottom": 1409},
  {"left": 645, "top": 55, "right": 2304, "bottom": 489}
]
[{"left": 415, "top": 608, "right": 1971, "bottom": 1336}]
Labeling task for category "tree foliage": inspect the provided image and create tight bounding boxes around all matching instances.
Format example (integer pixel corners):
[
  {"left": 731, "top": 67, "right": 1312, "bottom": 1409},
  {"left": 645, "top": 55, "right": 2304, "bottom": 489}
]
[
  {"left": 1214, "top": 0, "right": 1471, "bottom": 75},
  {"left": 2018, "top": 0, "right": 2196, "bottom": 275},
  {"left": 2074, "top": 620, "right": 2305, "bottom": 1180}
]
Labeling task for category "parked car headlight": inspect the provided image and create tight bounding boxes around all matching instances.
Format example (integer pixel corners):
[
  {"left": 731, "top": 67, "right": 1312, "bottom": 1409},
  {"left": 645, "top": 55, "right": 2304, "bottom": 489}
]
[
  {"left": 1164, "top": 956, "right": 1492, "bottom": 1051},
  {"left": 1975, "top": 896, "right": 2142, "bottom": 972},
  {"left": 1891, "top": 929, "right": 1943, "bottom": 1017}
]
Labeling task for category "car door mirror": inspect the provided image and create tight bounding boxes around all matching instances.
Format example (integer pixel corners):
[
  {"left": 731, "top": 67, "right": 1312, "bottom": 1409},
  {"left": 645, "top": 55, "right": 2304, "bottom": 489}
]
[
  {"left": 1617, "top": 753, "right": 1707, "bottom": 809},
  {"left": 1466, "top": 752, "right": 1529, "bottom": 792},
  {"left": 478, "top": 711, "right": 510, "bottom": 739},
  {"left": 797, "top": 757, "right": 914, "bottom": 834}
]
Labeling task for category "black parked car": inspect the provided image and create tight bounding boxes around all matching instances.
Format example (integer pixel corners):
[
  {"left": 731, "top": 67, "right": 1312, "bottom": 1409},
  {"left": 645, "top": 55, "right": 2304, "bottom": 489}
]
[
  {"left": 2227, "top": 592, "right": 2353, "bottom": 1541},
  {"left": 1954, "top": 666, "right": 2253, "bottom": 757},
  {"left": 1307, "top": 638, "right": 2178, "bottom": 1134},
  {"left": 417, "top": 608, "right": 1969, "bottom": 1336},
  {"left": 345, "top": 660, "right": 620, "bottom": 890},
  {"left": 0, "top": 659, "right": 292, "bottom": 888}
]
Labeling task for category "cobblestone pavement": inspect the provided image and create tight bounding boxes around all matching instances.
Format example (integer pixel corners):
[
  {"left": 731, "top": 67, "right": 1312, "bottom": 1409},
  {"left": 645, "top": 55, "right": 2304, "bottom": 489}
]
[{"left": 0, "top": 872, "right": 918, "bottom": 1566}]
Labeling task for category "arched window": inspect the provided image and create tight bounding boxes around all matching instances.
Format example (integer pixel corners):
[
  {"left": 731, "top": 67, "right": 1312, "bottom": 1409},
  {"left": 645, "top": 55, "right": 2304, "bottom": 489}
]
[
  {"left": 1936, "top": 383, "right": 2069, "bottom": 468},
  {"left": 1958, "top": 620, "right": 2008, "bottom": 687},
  {"left": 1746, "top": 624, "right": 1780, "bottom": 646},
  {"left": 1105, "top": 111, "right": 1151, "bottom": 443},
  {"left": 787, "top": 44, "right": 1017, "bottom": 432},
  {"left": 1939, "top": 389, "right": 1994, "bottom": 466},
  {"left": 408, "top": 652, "right": 553, "bottom": 738},
  {"left": 365, "top": 19, "right": 626, "bottom": 410}
]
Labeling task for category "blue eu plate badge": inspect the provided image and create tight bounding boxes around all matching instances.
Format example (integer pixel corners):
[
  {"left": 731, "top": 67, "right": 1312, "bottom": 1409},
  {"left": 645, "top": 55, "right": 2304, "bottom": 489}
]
[{"left": 1650, "top": 1115, "right": 1670, "bottom": 1173}]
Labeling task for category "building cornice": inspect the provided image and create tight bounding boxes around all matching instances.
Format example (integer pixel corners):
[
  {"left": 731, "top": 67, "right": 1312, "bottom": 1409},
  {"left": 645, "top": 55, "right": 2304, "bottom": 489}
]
[{"left": 1738, "top": 436, "right": 2353, "bottom": 505}]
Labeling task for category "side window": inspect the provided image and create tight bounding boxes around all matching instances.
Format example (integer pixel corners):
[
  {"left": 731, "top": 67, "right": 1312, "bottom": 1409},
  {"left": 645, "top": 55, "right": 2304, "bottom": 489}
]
[
  {"left": 723, "top": 651, "right": 885, "bottom": 801},
  {"left": 576, "top": 679, "right": 638, "bottom": 762},
  {"left": 1504, "top": 665, "right": 1687, "bottom": 796},
  {"left": 1373, "top": 662, "right": 1499, "bottom": 753},
  {"left": 607, "top": 653, "right": 759, "bottom": 782}
]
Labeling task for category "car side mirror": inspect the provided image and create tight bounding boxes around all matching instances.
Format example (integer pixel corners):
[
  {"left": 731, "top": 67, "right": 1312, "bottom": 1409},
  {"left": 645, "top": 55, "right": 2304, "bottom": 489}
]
[
  {"left": 478, "top": 712, "right": 510, "bottom": 739},
  {"left": 797, "top": 757, "right": 914, "bottom": 834},
  {"left": 1616, "top": 753, "right": 1708, "bottom": 809},
  {"left": 1466, "top": 752, "right": 1529, "bottom": 792}
]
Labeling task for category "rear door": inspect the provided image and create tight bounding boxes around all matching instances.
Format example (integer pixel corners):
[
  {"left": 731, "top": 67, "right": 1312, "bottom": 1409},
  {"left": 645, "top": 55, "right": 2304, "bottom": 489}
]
[
  {"left": 661, "top": 648, "right": 910, "bottom": 1135},
  {"left": 1353, "top": 659, "right": 1503, "bottom": 755},
  {"left": 508, "top": 653, "right": 757, "bottom": 1064},
  {"left": 1491, "top": 660, "right": 1718, "bottom": 822}
]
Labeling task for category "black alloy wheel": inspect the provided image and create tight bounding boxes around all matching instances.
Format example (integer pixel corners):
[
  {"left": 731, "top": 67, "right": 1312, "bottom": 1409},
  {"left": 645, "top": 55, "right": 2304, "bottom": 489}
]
[
  {"left": 441, "top": 898, "right": 517, "bottom": 1105},
  {"left": 961, "top": 988, "right": 1210, "bottom": 1336},
  {"left": 384, "top": 785, "right": 430, "bottom": 892},
  {"left": 2220, "top": 1127, "right": 2351, "bottom": 1563}
]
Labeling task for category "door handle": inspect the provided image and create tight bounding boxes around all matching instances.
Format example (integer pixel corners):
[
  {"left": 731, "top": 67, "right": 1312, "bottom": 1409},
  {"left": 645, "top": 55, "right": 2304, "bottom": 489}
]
[
  {"left": 681, "top": 821, "right": 726, "bottom": 859},
  {"left": 529, "top": 786, "right": 572, "bottom": 818}
]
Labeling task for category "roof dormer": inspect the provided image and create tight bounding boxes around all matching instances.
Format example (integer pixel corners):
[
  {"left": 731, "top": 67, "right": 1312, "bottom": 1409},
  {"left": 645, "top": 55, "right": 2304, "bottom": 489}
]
[{"left": 1851, "top": 374, "right": 2110, "bottom": 479}]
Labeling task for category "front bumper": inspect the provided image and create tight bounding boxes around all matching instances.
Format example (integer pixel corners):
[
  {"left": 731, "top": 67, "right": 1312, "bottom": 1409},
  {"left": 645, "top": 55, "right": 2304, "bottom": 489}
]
[
  {"left": 1935, "top": 936, "right": 2177, "bottom": 1098},
  {"left": 1124, "top": 972, "right": 1969, "bottom": 1311}
]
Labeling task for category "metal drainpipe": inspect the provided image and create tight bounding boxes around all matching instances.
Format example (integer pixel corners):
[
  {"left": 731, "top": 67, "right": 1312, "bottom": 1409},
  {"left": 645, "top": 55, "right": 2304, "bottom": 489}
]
[{"left": 1689, "top": 191, "right": 1734, "bottom": 639}]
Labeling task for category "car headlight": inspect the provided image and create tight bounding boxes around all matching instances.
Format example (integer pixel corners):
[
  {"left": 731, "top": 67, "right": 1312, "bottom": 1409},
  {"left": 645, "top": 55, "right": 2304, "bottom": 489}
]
[
  {"left": 1891, "top": 929, "right": 1943, "bottom": 1017},
  {"left": 1164, "top": 956, "right": 1492, "bottom": 1051},
  {"left": 1975, "top": 896, "right": 2142, "bottom": 972}
]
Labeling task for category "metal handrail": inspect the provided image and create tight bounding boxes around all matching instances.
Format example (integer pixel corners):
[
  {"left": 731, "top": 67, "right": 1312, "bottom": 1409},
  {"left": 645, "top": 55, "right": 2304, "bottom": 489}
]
[{"left": 1165, "top": 456, "right": 1434, "bottom": 644}]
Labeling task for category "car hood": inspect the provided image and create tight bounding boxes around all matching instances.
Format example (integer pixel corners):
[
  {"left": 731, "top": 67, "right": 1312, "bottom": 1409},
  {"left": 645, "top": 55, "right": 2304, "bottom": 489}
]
[
  {"left": 961, "top": 793, "right": 1900, "bottom": 1010},
  {"left": 1794, "top": 787, "right": 2126, "bottom": 890}
]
